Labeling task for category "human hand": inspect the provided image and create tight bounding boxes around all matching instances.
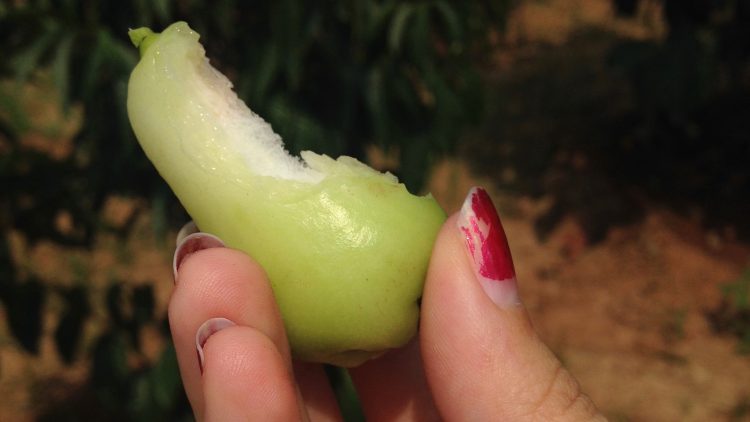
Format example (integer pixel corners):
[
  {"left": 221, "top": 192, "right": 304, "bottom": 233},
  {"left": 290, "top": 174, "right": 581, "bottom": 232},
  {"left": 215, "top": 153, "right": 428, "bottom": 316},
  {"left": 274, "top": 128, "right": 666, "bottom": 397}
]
[{"left": 167, "top": 187, "right": 604, "bottom": 421}]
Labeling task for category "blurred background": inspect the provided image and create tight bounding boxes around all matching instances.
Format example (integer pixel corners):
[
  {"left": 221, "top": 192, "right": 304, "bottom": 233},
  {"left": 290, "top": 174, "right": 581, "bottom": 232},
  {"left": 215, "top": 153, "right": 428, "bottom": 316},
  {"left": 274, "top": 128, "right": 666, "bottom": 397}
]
[{"left": 1, "top": 0, "right": 749, "bottom": 420}]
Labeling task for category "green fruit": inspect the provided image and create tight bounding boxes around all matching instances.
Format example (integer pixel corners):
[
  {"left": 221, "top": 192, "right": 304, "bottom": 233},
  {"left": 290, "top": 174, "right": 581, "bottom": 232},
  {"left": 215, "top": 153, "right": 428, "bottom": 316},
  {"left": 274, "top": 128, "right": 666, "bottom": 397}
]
[{"left": 126, "top": 22, "right": 445, "bottom": 367}]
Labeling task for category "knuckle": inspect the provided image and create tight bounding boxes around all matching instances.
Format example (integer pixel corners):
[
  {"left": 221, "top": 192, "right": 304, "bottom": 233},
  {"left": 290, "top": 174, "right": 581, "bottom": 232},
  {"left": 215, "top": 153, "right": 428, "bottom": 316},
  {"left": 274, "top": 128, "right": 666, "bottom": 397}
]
[{"left": 531, "top": 363, "right": 601, "bottom": 421}]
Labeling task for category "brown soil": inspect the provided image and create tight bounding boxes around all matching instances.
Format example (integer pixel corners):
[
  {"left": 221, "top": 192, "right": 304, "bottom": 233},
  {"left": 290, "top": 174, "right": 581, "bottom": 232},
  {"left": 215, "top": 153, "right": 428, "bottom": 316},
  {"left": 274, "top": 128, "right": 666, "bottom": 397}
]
[
  {"left": 430, "top": 160, "right": 750, "bottom": 422},
  {"left": 3, "top": 159, "right": 748, "bottom": 421}
]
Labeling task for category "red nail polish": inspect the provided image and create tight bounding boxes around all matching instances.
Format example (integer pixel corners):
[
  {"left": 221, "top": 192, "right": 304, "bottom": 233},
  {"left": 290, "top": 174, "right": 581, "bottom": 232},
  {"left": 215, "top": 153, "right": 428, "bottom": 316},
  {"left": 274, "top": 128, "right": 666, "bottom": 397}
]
[{"left": 457, "top": 187, "right": 519, "bottom": 307}]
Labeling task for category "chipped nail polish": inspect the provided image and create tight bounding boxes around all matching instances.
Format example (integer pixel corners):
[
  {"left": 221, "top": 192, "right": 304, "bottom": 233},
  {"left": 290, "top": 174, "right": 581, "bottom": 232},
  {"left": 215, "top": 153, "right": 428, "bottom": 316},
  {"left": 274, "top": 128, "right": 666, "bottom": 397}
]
[{"left": 457, "top": 187, "right": 519, "bottom": 307}]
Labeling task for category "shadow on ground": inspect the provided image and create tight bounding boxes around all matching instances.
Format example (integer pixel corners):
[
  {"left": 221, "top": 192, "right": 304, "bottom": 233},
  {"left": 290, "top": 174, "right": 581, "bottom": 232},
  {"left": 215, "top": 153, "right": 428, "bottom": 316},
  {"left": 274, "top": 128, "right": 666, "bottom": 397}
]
[{"left": 464, "top": 10, "right": 750, "bottom": 245}]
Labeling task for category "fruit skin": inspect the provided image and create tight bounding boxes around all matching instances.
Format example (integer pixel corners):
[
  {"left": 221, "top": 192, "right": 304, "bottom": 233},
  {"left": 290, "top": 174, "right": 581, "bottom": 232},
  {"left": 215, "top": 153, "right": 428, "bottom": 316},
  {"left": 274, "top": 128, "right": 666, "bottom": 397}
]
[{"left": 127, "top": 22, "right": 445, "bottom": 367}]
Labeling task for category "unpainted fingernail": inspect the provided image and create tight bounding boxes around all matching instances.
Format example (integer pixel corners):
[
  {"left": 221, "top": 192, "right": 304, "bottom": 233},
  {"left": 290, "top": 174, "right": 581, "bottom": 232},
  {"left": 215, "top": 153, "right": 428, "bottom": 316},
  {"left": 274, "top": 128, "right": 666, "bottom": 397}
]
[
  {"left": 457, "top": 187, "right": 520, "bottom": 308},
  {"left": 173, "top": 232, "right": 225, "bottom": 282},
  {"left": 196, "top": 317, "right": 236, "bottom": 374},
  {"left": 176, "top": 221, "right": 199, "bottom": 247}
]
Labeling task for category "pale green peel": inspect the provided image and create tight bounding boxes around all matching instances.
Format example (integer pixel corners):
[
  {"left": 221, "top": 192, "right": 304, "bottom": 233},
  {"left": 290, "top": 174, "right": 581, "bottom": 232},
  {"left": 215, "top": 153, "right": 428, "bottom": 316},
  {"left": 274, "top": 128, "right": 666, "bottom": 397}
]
[{"left": 127, "top": 22, "right": 445, "bottom": 367}]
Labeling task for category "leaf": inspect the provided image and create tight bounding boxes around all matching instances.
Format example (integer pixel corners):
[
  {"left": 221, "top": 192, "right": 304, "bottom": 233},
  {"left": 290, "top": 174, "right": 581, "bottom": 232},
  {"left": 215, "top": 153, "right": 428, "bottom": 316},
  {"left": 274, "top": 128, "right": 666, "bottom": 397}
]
[
  {"left": 364, "top": 0, "right": 394, "bottom": 42},
  {"left": 252, "top": 44, "right": 279, "bottom": 104},
  {"left": 132, "top": 0, "right": 152, "bottom": 26},
  {"left": 108, "top": 32, "right": 139, "bottom": 70},
  {"left": 80, "top": 30, "right": 107, "bottom": 101},
  {"left": 268, "top": 96, "right": 334, "bottom": 154},
  {"left": 130, "top": 374, "right": 152, "bottom": 416},
  {"left": 11, "top": 27, "right": 58, "bottom": 83},
  {"left": 132, "top": 284, "right": 155, "bottom": 326},
  {"left": 150, "top": 344, "right": 181, "bottom": 408},
  {"left": 91, "top": 332, "right": 130, "bottom": 407},
  {"left": 723, "top": 269, "right": 750, "bottom": 310},
  {"left": 365, "top": 67, "right": 389, "bottom": 143},
  {"left": 326, "top": 366, "right": 366, "bottom": 422},
  {"left": 106, "top": 282, "right": 127, "bottom": 328},
  {"left": 151, "top": 0, "right": 171, "bottom": 22},
  {"left": 2, "top": 278, "right": 45, "bottom": 354},
  {"left": 52, "top": 33, "right": 75, "bottom": 113},
  {"left": 54, "top": 285, "right": 90, "bottom": 364},
  {"left": 0, "top": 87, "right": 30, "bottom": 133},
  {"left": 409, "top": 4, "right": 432, "bottom": 68},
  {"left": 273, "top": 0, "right": 305, "bottom": 89},
  {"left": 151, "top": 185, "right": 168, "bottom": 243},
  {"left": 400, "top": 135, "right": 431, "bottom": 191},
  {"left": 388, "top": 4, "right": 413, "bottom": 53},
  {"left": 434, "top": 0, "right": 463, "bottom": 43},
  {"left": 286, "top": 45, "right": 304, "bottom": 91}
]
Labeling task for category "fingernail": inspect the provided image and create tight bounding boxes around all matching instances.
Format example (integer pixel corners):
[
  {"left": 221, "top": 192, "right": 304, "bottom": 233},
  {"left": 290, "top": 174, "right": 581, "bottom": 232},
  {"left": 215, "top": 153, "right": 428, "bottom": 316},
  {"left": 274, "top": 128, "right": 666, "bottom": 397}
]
[
  {"left": 173, "top": 232, "right": 225, "bottom": 281},
  {"left": 196, "top": 317, "right": 236, "bottom": 374},
  {"left": 176, "top": 221, "right": 199, "bottom": 247},
  {"left": 457, "top": 187, "right": 519, "bottom": 307}
]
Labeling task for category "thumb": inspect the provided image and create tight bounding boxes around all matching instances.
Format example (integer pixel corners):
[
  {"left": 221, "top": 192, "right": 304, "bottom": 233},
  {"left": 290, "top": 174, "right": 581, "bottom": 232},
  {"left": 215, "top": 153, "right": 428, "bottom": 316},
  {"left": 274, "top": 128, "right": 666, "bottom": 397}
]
[{"left": 420, "top": 187, "right": 603, "bottom": 421}]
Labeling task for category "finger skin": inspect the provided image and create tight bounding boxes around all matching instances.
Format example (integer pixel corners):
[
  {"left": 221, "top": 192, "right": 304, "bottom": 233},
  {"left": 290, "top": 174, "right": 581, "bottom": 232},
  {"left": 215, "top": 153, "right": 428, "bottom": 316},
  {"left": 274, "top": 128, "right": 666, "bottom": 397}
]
[
  {"left": 294, "top": 362, "right": 344, "bottom": 422},
  {"left": 420, "top": 214, "right": 603, "bottom": 421},
  {"left": 202, "top": 326, "right": 302, "bottom": 421},
  {"left": 349, "top": 338, "right": 439, "bottom": 421},
  {"left": 169, "top": 248, "right": 292, "bottom": 418},
  {"left": 169, "top": 247, "right": 340, "bottom": 420}
]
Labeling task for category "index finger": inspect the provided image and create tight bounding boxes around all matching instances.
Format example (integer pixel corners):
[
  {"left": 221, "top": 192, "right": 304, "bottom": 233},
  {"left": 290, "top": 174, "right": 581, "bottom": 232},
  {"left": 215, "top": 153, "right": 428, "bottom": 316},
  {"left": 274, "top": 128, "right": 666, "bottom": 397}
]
[{"left": 169, "top": 238, "right": 294, "bottom": 417}]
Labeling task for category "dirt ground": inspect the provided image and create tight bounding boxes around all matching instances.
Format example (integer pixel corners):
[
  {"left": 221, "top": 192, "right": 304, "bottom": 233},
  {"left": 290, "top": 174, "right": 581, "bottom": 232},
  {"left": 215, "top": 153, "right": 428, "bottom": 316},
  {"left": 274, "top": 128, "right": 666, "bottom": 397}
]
[
  {"left": 2, "top": 158, "right": 749, "bottom": 421},
  {"left": 430, "top": 160, "right": 750, "bottom": 422}
]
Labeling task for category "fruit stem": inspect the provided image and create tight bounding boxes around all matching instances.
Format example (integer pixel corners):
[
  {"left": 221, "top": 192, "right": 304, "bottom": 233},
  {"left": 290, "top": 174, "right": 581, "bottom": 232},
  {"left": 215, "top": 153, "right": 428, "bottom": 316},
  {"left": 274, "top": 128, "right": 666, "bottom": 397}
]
[{"left": 128, "top": 27, "right": 157, "bottom": 57}]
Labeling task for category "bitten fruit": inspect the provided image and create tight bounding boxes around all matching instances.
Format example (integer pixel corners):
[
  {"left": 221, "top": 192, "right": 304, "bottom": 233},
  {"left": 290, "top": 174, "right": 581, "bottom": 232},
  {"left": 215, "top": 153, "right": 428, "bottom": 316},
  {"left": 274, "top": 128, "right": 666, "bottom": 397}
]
[{"left": 127, "top": 22, "right": 445, "bottom": 367}]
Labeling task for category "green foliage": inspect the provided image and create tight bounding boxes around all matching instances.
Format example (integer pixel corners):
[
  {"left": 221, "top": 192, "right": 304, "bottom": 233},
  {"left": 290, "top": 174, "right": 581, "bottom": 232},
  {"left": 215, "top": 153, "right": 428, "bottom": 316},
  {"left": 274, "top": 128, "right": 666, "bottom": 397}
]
[
  {"left": 326, "top": 366, "right": 366, "bottom": 422},
  {"left": 465, "top": 1, "right": 750, "bottom": 243},
  {"left": 724, "top": 269, "right": 750, "bottom": 311},
  {"left": 0, "top": 0, "right": 510, "bottom": 419},
  {"left": 1, "top": 0, "right": 507, "bottom": 196},
  {"left": 708, "top": 268, "right": 750, "bottom": 355},
  {"left": 721, "top": 269, "right": 750, "bottom": 354},
  {"left": 80, "top": 282, "right": 189, "bottom": 420}
]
